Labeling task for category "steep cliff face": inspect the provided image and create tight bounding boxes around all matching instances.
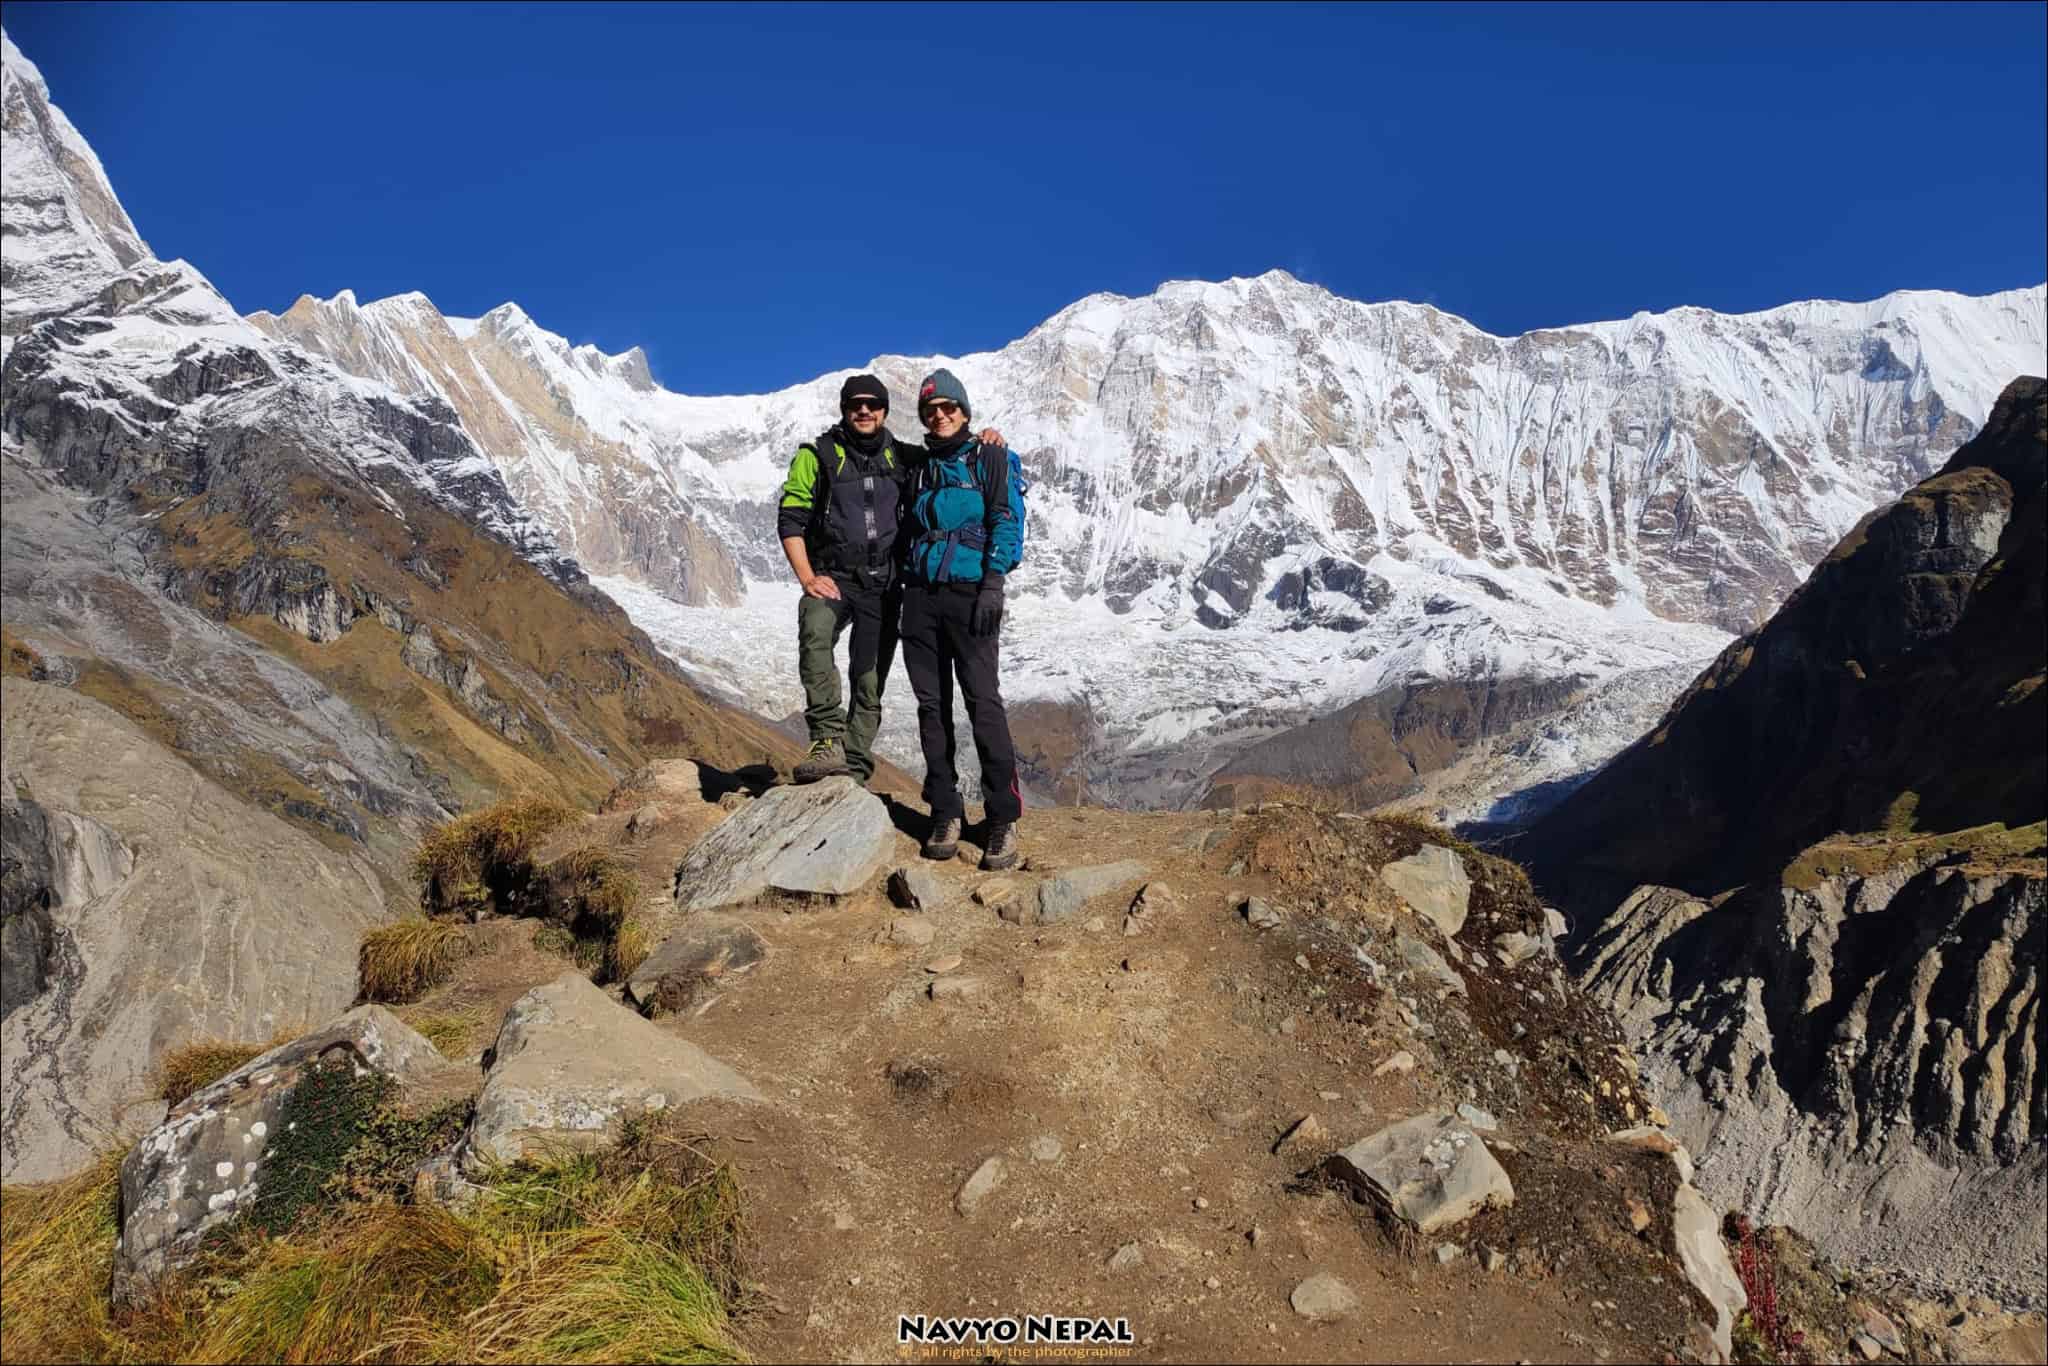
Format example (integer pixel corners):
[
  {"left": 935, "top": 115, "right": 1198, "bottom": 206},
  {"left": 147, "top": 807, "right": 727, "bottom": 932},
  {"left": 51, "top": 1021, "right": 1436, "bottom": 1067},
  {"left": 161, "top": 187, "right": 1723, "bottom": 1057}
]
[
  {"left": 1535, "top": 379, "right": 2047, "bottom": 1304},
  {"left": 1527, "top": 377, "right": 2045, "bottom": 897}
]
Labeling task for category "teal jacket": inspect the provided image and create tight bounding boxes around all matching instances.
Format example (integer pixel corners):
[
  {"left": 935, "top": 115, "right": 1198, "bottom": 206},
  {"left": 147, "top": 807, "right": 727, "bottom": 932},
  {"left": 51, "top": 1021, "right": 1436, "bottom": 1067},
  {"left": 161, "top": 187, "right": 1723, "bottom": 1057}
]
[{"left": 902, "top": 437, "right": 1021, "bottom": 586}]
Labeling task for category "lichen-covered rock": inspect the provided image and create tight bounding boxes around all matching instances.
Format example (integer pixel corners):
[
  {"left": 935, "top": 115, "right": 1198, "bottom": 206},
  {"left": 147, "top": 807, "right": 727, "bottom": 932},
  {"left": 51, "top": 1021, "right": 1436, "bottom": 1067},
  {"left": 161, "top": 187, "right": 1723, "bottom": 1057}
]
[
  {"left": 672, "top": 778, "right": 891, "bottom": 912},
  {"left": 112, "top": 1005, "right": 455, "bottom": 1304},
  {"left": 1380, "top": 843, "right": 1472, "bottom": 937},
  {"left": 462, "top": 973, "right": 761, "bottom": 1172},
  {"left": 1325, "top": 1111, "right": 1513, "bottom": 1234}
]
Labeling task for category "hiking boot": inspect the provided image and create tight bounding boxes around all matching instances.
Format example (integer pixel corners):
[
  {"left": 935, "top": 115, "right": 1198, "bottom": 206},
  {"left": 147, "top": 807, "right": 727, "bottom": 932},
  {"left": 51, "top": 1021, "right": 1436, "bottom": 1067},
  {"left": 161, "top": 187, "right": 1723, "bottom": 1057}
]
[
  {"left": 923, "top": 816, "right": 962, "bottom": 861},
  {"left": 980, "top": 821, "right": 1020, "bottom": 871},
  {"left": 792, "top": 738, "right": 850, "bottom": 784}
]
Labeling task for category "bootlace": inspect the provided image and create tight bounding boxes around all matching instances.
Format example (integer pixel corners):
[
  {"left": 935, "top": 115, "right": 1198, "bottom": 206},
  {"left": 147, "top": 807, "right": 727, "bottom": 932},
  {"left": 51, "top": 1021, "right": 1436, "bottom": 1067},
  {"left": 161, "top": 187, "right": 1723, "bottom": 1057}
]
[{"left": 806, "top": 738, "right": 836, "bottom": 757}]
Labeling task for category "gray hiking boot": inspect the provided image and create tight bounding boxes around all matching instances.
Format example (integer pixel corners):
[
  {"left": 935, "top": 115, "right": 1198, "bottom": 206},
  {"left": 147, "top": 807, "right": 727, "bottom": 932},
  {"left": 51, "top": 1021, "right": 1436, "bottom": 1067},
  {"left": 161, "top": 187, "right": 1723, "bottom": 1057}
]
[
  {"left": 980, "top": 821, "right": 1019, "bottom": 872},
  {"left": 792, "top": 738, "right": 850, "bottom": 784},
  {"left": 923, "top": 816, "right": 962, "bottom": 861}
]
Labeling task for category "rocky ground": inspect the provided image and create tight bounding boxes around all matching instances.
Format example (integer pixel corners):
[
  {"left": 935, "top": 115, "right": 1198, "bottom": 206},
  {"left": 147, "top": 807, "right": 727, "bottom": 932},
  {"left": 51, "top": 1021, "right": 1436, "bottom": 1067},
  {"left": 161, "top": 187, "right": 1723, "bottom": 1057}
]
[{"left": 89, "top": 758, "right": 2029, "bottom": 1365}]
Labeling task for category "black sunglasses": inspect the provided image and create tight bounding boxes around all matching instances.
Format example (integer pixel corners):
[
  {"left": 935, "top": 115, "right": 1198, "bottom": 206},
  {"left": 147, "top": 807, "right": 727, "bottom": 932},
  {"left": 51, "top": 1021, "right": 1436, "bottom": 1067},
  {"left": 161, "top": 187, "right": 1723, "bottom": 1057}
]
[{"left": 844, "top": 398, "right": 887, "bottom": 414}]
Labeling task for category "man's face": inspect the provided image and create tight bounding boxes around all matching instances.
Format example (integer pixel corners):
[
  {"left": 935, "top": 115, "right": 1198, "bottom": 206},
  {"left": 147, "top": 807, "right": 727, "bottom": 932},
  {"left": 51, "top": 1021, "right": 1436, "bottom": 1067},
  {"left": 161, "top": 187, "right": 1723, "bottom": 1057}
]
[
  {"left": 844, "top": 393, "right": 886, "bottom": 435},
  {"left": 920, "top": 398, "right": 966, "bottom": 441}
]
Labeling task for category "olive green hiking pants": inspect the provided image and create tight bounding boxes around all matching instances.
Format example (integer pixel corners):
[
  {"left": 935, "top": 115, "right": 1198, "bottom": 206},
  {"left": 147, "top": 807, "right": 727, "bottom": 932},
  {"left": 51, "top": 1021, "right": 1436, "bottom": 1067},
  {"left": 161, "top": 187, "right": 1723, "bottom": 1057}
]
[{"left": 796, "top": 581, "right": 899, "bottom": 784}]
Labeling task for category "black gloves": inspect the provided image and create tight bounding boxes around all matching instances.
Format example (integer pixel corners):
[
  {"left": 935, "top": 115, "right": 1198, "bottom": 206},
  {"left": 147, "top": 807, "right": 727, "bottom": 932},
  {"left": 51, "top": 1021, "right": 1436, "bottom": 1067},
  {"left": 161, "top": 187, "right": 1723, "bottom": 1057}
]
[{"left": 972, "top": 573, "right": 1006, "bottom": 637}]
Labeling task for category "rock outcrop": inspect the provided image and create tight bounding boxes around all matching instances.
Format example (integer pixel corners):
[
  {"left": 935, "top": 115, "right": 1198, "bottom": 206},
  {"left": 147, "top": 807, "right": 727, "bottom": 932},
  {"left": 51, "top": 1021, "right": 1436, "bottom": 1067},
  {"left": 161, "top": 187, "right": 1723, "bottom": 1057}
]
[{"left": 1324, "top": 1111, "right": 1514, "bottom": 1234}]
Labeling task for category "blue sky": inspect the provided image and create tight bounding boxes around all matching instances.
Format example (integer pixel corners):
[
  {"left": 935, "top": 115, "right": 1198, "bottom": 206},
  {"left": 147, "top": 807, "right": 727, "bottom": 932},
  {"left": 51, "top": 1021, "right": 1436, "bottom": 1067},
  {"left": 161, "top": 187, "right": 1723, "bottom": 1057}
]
[{"left": 8, "top": 1, "right": 2044, "bottom": 393}]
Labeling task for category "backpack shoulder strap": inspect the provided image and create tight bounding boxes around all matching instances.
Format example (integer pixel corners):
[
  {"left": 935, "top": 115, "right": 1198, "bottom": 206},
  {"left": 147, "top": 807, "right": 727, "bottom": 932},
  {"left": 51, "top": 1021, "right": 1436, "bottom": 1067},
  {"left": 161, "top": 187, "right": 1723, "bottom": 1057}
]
[{"left": 976, "top": 441, "right": 1010, "bottom": 531}]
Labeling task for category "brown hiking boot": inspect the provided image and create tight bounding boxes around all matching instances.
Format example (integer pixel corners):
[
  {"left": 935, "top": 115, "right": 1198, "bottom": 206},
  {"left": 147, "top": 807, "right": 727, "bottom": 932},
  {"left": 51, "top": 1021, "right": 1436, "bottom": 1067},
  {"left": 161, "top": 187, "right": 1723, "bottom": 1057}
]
[
  {"left": 792, "top": 738, "right": 850, "bottom": 784},
  {"left": 922, "top": 816, "right": 961, "bottom": 861},
  {"left": 980, "top": 821, "right": 1019, "bottom": 871}
]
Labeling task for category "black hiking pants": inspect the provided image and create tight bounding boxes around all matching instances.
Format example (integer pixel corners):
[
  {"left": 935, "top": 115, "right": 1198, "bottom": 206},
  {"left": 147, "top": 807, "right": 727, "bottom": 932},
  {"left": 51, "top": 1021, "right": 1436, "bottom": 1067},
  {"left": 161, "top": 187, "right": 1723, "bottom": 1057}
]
[
  {"left": 796, "top": 575, "right": 899, "bottom": 784},
  {"left": 899, "top": 583, "right": 1022, "bottom": 825}
]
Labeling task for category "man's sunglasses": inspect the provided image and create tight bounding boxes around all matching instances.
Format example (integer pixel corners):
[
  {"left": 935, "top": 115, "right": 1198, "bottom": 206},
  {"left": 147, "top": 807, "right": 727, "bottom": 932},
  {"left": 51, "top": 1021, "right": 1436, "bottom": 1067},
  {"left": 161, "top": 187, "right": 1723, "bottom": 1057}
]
[
  {"left": 844, "top": 398, "right": 887, "bottom": 414},
  {"left": 919, "top": 400, "right": 962, "bottom": 417}
]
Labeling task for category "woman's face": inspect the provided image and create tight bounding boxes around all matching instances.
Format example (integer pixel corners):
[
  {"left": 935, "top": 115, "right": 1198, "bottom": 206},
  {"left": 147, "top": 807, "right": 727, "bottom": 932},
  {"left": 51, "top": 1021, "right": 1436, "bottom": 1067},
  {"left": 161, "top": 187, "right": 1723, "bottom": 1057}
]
[{"left": 921, "top": 399, "right": 966, "bottom": 441}]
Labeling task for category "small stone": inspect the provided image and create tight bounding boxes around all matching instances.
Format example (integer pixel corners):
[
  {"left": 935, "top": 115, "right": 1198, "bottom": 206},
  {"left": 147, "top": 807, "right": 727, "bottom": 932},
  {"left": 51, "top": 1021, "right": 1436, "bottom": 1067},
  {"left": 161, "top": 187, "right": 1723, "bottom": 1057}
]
[
  {"left": 627, "top": 802, "right": 665, "bottom": 836},
  {"left": 889, "top": 865, "right": 949, "bottom": 912},
  {"left": 1107, "top": 1242, "right": 1144, "bottom": 1272},
  {"left": 929, "top": 976, "right": 985, "bottom": 1002},
  {"left": 1290, "top": 1272, "right": 1358, "bottom": 1323},
  {"left": 1249, "top": 1224, "right": 1268, "bottom": 1250},
  {"left": 1242, "top": 896, "right": 1281, "bottom": 930},
  {"left": 1373, "top": 1050, "right": 1417, "bottom": 1077},
  {"left": 1649, "top": 1104, "right": 1671, "bottom": 1127},
  {"left": 926, "top": 954, "right": 963, "bottom": 973},
  {"left": 1278, "top": 1016, "right": 1299, "bottom": 1036},
  {"left": 1852, "top": 1331, "right": 1883, "bottom": 1361},
  {"left": 1627, "top": 1197, "right": 1652, "bottom": 1233},
  {"left": 1435, "top": 1242, "right": 1461, "bottom": 1264},
  {"left": 1274, "top": 1113, "right": 1329, "bottom": 1156},
  {"left": 1857, "top": 1308, "right": 1903, "bottom": 1353},
  {"left": 1030, "top": 1135, "right": 1064, "bottom": 1163},
  {"left": 1483, "top": 1247, "right": 1507, "bottom": 1273},
  {"left": 973, "top": 879, "right": 1018, "bottom": 907},
  {"left": 1193, "top": 1196, "right": 1210, "bottom": 1211},
  {"left": 1455, "top": 1103, "right": 1497, "bottom": 1132},
  {"left": 1082, "top": 916, "right": 1108, "bottom": 933},
  {"left": 889, "top": 916, "right": 937, "bottom": 948},
  {"left": 1318, "top": 1090, "right": 1342, "bottom": 1102},
  {"left": 955, "top": 1157, "right": 1006, "bottom": 1215},
  {"left": 1205, "top": 1275, "right": 1222, "bottom": 1290}
]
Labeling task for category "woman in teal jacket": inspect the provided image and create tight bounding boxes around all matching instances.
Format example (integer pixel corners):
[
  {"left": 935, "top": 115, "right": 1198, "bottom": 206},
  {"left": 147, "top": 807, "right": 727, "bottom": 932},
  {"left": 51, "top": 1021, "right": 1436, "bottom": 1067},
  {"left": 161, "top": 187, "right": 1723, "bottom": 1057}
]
[{"left": 899, "top": 367, "right": 1023, "bottom": 870}]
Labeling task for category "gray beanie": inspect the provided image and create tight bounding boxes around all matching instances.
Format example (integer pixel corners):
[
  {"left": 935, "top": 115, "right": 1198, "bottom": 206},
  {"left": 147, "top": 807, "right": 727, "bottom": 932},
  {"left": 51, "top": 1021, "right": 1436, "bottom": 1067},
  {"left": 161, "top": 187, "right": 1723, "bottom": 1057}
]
[{"left": 916, "top": 367, "right": 971, "bottom": 421}]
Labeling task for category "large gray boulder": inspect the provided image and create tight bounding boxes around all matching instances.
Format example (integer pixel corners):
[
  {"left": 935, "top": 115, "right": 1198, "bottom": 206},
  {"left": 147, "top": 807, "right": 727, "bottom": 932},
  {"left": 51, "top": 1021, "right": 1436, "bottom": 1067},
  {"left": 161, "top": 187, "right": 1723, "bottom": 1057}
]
[
  {"left": 1032, "top": 860, "right": 1151, "bottom": 924},
  {"left": 463, "top": 973, "right": 762, "bottom": 1172},
  {"left": 0, "top": 682, "right": 390, "bottom": 1184},
  {"left": 1325, "top": 1111, "right": 1514, "bottom": 1234},
  {"left": 624, "top": 913, "right": 769, "bottom": 1017},
  {"left": 1380, "top": 843, "right": 1473, "bottom": 938},
  {"left": 671, "top": 778, "right": 891, "bottom": 912},
  {"left": 112, "top": 1005, "right": 457, "bottom": 1304}
]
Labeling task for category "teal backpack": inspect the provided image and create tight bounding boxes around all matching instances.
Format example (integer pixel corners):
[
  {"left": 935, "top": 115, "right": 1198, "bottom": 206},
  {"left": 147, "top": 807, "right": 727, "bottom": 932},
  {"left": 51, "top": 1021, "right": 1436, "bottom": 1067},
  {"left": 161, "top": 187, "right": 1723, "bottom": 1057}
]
[{"left": 911, "top": 441, "right": 1030, "bottom": 581}]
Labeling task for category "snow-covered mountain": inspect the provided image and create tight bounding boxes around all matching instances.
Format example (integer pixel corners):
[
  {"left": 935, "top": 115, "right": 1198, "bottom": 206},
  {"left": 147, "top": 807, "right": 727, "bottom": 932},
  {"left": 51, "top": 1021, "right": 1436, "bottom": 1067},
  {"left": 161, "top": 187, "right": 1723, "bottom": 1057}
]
[{"left": 256, "top": 252, "right": 2045, "bottom": 808}]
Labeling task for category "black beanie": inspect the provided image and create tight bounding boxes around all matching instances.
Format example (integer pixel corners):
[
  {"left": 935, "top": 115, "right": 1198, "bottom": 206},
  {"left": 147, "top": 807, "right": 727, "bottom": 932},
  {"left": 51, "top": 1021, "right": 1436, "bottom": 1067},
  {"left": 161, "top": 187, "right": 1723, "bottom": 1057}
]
[{"left": 839, "top": 373, "right": 889, "bottom": 413}]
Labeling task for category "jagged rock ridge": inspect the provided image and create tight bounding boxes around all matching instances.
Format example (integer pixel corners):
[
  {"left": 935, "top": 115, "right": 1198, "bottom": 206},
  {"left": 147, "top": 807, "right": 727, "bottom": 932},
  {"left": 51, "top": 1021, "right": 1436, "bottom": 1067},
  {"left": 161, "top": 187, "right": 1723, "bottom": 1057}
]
[{"left": 1536, "top": 378, "right": 2048, "bottom": 1305}]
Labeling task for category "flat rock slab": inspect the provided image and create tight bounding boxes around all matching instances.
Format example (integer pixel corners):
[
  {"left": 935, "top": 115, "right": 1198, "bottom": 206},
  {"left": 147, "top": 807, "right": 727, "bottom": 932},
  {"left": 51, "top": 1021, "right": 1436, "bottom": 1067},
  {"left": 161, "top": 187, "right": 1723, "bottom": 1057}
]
[
  {"left": 1673, "top": 1183, "right": 1747, "bottom": 1361},
  {"left": 1381, "top": 843, "right": 1473, "bottom": 938},
  {"left": 672, "top": 778, "right": 891, "bottom": 912},
  {"left": 464, "top": 973, "right": 761, "bottom": 1173},
  {"left": 1034, "top": 861, "right": 1150, "bottom": 924},
  {"left": 624, "top": 914, "right": 768, "bottom": 1017},
  {"left": 1326, "top": 1111, "right": 1513, "bottom": 1234},
  {"left": 114, "top": 1005, "right": 458, "bottom": 1304},
  {"left": 956, "top": 1156, "right": 1006, "bottom": 1214}
]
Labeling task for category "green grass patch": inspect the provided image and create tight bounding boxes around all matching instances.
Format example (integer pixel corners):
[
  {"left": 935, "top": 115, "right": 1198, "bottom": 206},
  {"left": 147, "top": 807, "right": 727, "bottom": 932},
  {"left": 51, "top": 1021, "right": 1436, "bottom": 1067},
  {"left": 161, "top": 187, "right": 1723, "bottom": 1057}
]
[
  {"left": 401, "top": 1008, "right": 485, "bottom": 1059},
  {"left": 1781, "top": 820, "right": 2047, "bottom": 891}
]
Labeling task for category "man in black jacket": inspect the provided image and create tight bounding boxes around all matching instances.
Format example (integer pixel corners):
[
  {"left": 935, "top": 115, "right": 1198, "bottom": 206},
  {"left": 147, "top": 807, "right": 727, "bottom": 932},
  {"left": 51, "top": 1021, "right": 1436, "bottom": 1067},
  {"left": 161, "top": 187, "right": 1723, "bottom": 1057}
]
[{"left": 776, "top": 374, "right": 912, "bottom": 786}]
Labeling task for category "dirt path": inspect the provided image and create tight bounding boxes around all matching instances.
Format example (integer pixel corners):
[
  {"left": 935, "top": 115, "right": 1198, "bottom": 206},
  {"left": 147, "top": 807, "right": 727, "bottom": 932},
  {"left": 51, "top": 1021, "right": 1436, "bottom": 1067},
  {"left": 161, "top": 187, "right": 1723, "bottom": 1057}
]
[{"left": 528, "top": 803, "right": 1687, "bottom": 1364}]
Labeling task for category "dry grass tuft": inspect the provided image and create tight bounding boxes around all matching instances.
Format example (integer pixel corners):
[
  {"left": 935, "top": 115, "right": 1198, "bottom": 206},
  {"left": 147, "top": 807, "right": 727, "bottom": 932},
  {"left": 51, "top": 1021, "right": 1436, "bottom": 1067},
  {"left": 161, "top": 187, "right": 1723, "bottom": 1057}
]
[
  {"left": 154, "top": 1036, "right": 282, "bottom": 1107},
  {"left": 411, "top": 795, "right": 578, "bottom": 917},
  {"left": 545, "top": 845, "right": 640, "bottom": 929},
  {"left": 401, "top": 1008, "right": 485, "bottom": 1059},
  {"left": 605, "top": 915, "right": 653, "bottom": 985},
  {"left": 358, "top": 918, "right": 472, "bottom": 1004},
  {"left": 0, "top": 1114, "right": 747, "bottom": 1365}
]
